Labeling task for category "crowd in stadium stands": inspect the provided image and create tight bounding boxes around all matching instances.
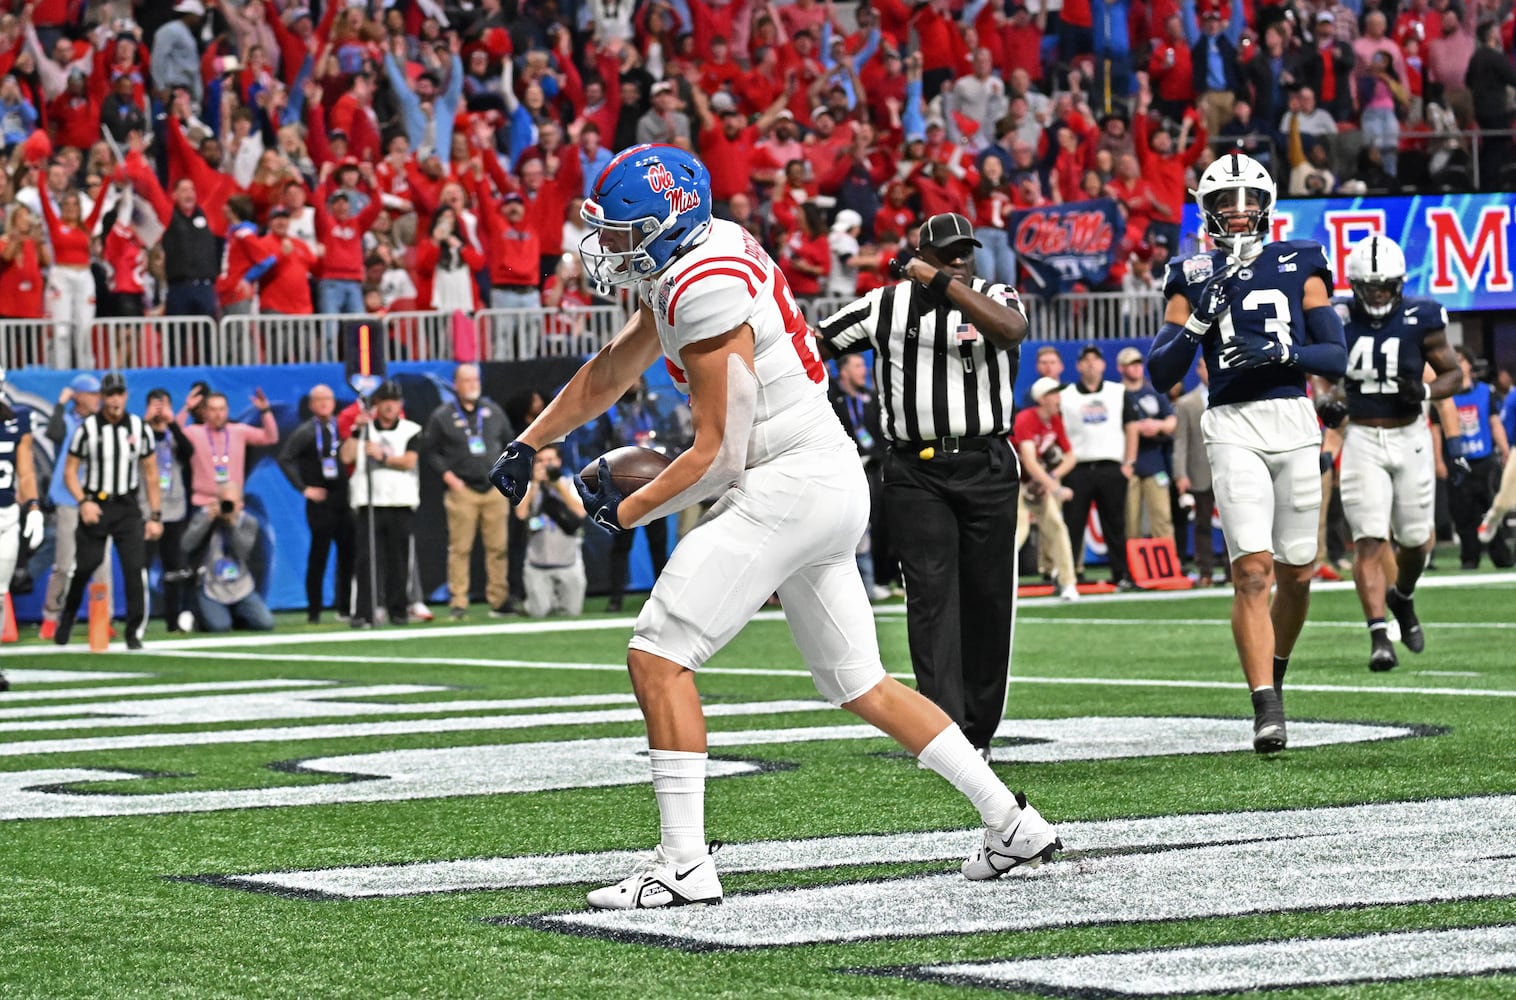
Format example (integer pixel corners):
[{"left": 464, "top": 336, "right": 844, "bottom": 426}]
[{"left": 0, "top": 0, "right": 1510, "bottom": 368}]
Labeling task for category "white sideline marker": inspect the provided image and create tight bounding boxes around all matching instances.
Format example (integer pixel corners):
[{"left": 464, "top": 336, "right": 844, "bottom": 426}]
[
  {"left": 906, "top": 925, "right": 1516, "bottom": 997},
  {"left": 1, "top": 669, "right": 152, "bottom": 683}
]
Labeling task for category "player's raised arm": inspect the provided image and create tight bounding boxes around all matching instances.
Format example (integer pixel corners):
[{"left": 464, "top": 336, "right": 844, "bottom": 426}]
[{"left": 608, "top": 325, "right": 758, "bottom": 529}]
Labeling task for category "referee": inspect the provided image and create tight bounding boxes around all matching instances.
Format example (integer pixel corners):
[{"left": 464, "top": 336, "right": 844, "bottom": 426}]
[
  {"left": 56, "top": 372, "right": 163, "bottom": 650},
  {"left": 817, "top": 212, "right": 1030, "bottom": 758}
]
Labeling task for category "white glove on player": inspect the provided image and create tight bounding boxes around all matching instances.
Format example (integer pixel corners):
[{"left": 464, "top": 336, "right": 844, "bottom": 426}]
[{"left": 22, "top": 508, "right": 43, "bottom": 550}]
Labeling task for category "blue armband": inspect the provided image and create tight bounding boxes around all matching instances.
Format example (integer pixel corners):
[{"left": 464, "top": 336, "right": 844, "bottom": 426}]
[{"left": 1148, "top": 322, "right": 1201, "bottom": 394}]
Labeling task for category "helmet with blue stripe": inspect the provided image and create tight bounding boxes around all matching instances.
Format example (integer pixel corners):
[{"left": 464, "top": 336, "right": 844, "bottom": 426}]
[{"left": 579, "top": 144, "right": 712, "bottom": 288}]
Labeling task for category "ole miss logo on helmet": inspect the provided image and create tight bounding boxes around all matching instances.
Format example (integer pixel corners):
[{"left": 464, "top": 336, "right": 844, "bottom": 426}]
[{"left": 646, "top": 163, "right": 701, "bottom": 214}]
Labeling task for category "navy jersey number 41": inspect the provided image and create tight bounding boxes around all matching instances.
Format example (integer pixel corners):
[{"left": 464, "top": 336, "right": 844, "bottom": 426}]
[
  {"left": 1340, "top": 296, "right": 1448, "bottom": 420},
  {"left": 1163, "top": 240, "right": 1333, "bottom": 407}
]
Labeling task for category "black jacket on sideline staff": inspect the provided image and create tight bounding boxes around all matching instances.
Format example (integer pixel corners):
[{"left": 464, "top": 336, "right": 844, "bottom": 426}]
[{"left": 425, "top": 396, "right": 515, "bottom": 491}]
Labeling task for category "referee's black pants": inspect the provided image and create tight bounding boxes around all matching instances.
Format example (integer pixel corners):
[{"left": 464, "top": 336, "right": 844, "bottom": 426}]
[
  {"left": 1063, "top": 460, "right": 1129, "bottom": 584},
  {"left": 883, "top": 437, "right": 1019, "bottom": 751},
  {"left": 306, "top": 498, "right": 354, "bottom": 619},
  {"left": 354, "top": 506, "right": 413, "bottom": 623},
  {"left": 62, "top": 499, "right": 148, "bottom": 641}
]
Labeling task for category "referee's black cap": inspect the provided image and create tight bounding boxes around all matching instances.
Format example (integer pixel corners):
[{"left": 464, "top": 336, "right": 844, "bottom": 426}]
[
  {"left": 918, "top": 213, "right": 982, "bottom": 250},
  {"left": 100, "top": 372, "right": 127, "bottom": 395}
]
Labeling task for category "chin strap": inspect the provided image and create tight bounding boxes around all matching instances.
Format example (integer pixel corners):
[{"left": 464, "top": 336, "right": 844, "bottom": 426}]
[{"left": 625, "top": 353, "right": 757, "bottom": 528}]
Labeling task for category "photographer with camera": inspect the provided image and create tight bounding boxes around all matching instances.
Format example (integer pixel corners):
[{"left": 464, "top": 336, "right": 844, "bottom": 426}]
[
  {"left": 512, "top": 443, "right": 587, "bottom": 619},
  {"left": 180, "top": 483, "right": 272, "bottom": 633}
]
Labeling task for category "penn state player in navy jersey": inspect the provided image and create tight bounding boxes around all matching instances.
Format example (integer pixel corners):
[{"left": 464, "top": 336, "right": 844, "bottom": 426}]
[
  {"left": 1149, "top": 152, "right": 1347, "bottom": 754},
  {"left": 0, "top": 370, "right": 45, "bottom": 691},
  {"left": 1337, "top": 236, "right": 1461, "bottom": 672}
]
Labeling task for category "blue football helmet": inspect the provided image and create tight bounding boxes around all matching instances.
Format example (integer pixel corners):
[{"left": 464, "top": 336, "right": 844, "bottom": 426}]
[{"left": 579, "top": 144, "right": 712, "bottom": 287}]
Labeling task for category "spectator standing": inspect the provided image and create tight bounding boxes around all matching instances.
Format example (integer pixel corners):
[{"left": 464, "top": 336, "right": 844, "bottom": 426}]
[
  {"left": 40, "top": 374, "right": 109, "bottom": 640},
  {"left": 513, "top": 443, "right": 588, "bottom": 618},
  {"left": 1425, "top": 2, "right": 1475, "bottom": 102},
  {"left": 141, "top": 388, "right": 195, "bottom": 631},
  {"left": 55, "top": 372, "right": 162, "bottom": 650},
  {"left": 946, "top": 49, "right": 1009, "bottom": 148},
  {"left": 217, "top": 194, "right": 277, "bottom": 316},
  {"left": 178, "top": 387, "right": 279, "bottom": 508},
  {"left": 1012, "top": 378, "right": 1081, "bottom": 601},
  {"left": 1118, "top": 346, "right": 1177, "bottom": 542},
  {"left": 1149, "top": 16, "right": 1196, "bottom": 122},
  {"left": 38, "top": 184, "right": 106, "bottom": 368},
  {"left": 181, "top": 484, "right": 272, "bottom": 633},
  {"left": 341, "top": 380, "right": 422, "bottom": 629},
  {"left": 1466, "top": 22, "right": 1516, "bottom": 188},
  {"left": 257, "top": 207, "right": 318, "bottom": 316},
  {"left": 1173, "top": 357, "right": 1219, "bottom": 583},
  {"left": 0, "top": 204, "right": 48, "bottom": 321},
  {"left": 151, "top": 2, "right": 205, "bottom": 107},
  {"left": 315, "top": 185, "right": 384, "bottom": 315},
  {"left": 1189, "top": 9, "right": 1245, "bottom": 136},
  {"left": 278, "top": 384, "right": 353, "bottom": 625},
  {"left": 1304, "top": 13, "right": 1357, "bottom": 120},
  {"left": 1447, "top": 349, "right": 1512, "bottom": 568},
  {"left": 830, "top": 353, "right": 891, "bottom": 601},
  {"left": 1060, "top": 344, "right": 1131, "bottom": 586},
  {"left": 425, "top": 364, "right": 516, "bottom": 619},
  {"left": 635, "top": 80, "right": 691, "bottom": 147},
  {"left": 478, "top": 189, "right": 543, "bottom": 311}
]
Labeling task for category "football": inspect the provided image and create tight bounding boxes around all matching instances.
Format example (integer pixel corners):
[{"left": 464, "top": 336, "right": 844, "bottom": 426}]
[{"left": 579, "top": 446, "right": 672, "bottom": 496}]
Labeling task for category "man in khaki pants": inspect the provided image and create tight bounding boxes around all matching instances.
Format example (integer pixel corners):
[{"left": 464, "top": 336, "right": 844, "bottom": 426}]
[
  {"left": 1118, "top": 346, "right": 1177, "bottom": 542},
  {"left": 424, "top": 364, "right": 516, "bottom": 619},
  {"left": 1011, "top": 378, "right": 1081, "bottom": 601}
]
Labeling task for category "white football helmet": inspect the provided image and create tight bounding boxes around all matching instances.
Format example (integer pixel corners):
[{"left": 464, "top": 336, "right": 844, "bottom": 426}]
[
  {"left": 1345, "top": 235, "right": 1407, "bottom": 319},
  {"left": 1193, "top": 152, "right": 1276, "bottom": 262}
]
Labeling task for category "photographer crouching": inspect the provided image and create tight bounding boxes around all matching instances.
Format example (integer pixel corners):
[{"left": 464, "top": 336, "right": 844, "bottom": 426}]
[
  {"left": 512, "top": 443, "right": 587, "bottom": 618},
  {"left": 181, "top": 483, "right": 273, "bottom": 633}
]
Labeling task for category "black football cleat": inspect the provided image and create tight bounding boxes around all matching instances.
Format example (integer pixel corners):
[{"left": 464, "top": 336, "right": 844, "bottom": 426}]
[
  {"left": 1251, "top": 688, "right": 1287, "bottom": 754},
  {"left": 1385, "top": 588, "right": 1425, "bottom": 654},
  {"left": 1369, "top": 630, "right": 1399, "bottom": 672}
]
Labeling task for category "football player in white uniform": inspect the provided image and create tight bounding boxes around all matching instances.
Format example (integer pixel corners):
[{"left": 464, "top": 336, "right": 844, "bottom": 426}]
[
  {"left": 0, "top": 369, "right": 45, "bottom": 690},
  {"left": 1148, "top": 153, "right": 1347, "bottom": 753},
  {"left": 490, "top": 145, "right": 1060, "bottom": 909},
  {"left": 1337, "top": 236, "right": 1462, "bottom": 671}
]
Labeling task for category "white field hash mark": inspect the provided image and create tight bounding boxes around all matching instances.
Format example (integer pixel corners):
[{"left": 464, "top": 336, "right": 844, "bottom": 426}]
[{"left": 893, "top": 925, "right": 1516, "bottom": 998}]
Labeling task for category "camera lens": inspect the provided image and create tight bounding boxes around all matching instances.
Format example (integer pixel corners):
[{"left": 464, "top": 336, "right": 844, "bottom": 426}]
[{"left": 219, "top": 500, "right": 235, "bottom": 514}]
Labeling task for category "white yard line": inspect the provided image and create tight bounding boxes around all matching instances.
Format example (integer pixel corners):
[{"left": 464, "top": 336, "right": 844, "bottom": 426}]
[
  {"left": 6, "top": 570, "right": 1507, "bottom": 657},
  {"left": 133, "top": 649, "right": 1516, "bottom": 699}
]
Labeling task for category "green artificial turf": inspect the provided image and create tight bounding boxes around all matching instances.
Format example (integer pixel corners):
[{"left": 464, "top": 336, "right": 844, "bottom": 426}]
[{"left": 1, "top": 574, "right": 1514, "bottom": 999}]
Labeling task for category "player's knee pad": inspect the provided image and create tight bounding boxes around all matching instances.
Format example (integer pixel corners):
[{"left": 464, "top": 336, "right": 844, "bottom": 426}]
[
  {"left": 812, "top": 658, "right": 886, "bottom": 707},
  {"left": 1276, "top": 535, "right": 1319, "bottom": 567}
]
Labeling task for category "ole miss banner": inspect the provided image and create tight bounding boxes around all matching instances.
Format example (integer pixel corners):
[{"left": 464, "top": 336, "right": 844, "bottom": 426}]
[
  {"left": 1180, "top": 194, "right": 1516, "bottom": 311},
  {"left": 1008, "top": 198, "right": 1123, "bottom": 298}
]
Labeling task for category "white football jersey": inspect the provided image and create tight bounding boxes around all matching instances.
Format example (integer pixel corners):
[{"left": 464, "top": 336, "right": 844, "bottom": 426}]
[{"left": 639, "top": 219, "right": 849, "bottom": 466}]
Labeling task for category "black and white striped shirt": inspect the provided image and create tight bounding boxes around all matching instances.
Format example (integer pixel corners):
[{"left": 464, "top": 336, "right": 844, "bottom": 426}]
[
  {"left": 817, "top": 277, "right": 1026, "bottom": 444},
  {"left": 69, "top": 413, "right": 156, "bottom": 502}
]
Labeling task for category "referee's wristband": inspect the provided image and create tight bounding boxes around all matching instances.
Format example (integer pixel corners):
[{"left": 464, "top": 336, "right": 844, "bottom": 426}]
[{"left": 928, "top": 271, "right": 952, "bottom": 296}]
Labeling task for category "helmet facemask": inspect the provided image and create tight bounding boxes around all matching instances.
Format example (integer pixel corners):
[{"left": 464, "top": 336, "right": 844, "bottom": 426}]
[
  {"left": 578, "top": 201, "right": 676, "bottom": 288},
  {"left": 1201, "top": 186, "right": 1271, "bottom": 261},
  {"left": 1351, "top": 276, "right": 1403, "bottom": 319}
]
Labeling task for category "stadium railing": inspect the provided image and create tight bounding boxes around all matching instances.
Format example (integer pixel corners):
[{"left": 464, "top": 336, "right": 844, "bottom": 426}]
[{"left": 0, "top": 293, "right": 1168, "bottom": 371}]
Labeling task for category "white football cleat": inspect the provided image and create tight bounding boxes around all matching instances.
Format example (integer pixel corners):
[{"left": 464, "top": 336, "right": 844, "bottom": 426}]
[
  {"left": 962, "top": 794, "right": 1062, "bottom": 880},
  {"left": 586, "top": 844, "right": 723, "bottom": 910},
  {"left": 1059, "top": 584, "right": 1080, "bottom": 602},
  {"left": 1478, "top": 513, "right": 1497, "bottom": 544}
]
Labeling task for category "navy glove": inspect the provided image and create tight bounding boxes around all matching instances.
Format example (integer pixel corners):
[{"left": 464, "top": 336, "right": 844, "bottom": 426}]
[
  {"left": 1183, "top": 271, "right": 1236, "bottom": 337},
  {"left": 573, "top": 457, "right": 625, "bottom": 532},
  {"left": 1395, "top": 376, "right": 1431, "bottom": 406},
  {"left": 489, "top": 440, "right": 536, "bottom": 504},
  {"left": 1219, "top": 332, "right": 1294, "bottom": 370}
]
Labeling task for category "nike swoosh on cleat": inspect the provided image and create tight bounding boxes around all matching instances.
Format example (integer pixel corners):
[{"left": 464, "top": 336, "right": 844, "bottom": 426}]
[
  {"left": 1279, "top": 252, "right": 1298, "bottom": 262},
  {"left": 673, "top": 864, "right": 704, "bottom": 881}
]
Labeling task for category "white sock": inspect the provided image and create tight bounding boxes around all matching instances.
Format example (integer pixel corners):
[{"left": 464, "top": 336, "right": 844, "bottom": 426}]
[
  {"left": 650, "top": 749, "right": 707, "bottom": 864},
  {"left": 917, "top": 724, "right": 1020, "bottom": 832}
]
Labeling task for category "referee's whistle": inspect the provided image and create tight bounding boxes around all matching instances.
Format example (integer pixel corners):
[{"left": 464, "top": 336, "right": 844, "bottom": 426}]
[{"left": 918, "top": 447, "right": 935, "bottom": 461}]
